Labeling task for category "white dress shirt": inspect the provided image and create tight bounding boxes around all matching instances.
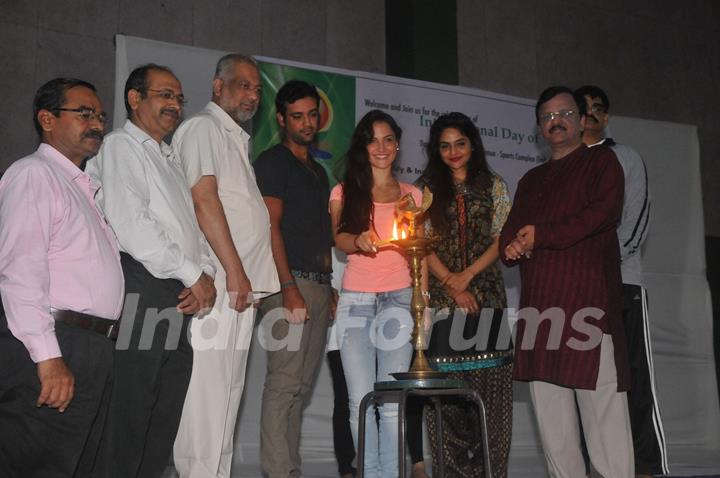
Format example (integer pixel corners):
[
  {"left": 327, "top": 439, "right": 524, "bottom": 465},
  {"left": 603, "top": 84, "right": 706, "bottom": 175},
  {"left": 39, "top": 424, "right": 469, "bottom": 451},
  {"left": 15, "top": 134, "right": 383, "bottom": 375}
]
[
  {"left": 87, "top": 120, "right": 214, "bottom": 287},
  {"left": 173, "top": 101, "right": 279, "bottom": 293}
]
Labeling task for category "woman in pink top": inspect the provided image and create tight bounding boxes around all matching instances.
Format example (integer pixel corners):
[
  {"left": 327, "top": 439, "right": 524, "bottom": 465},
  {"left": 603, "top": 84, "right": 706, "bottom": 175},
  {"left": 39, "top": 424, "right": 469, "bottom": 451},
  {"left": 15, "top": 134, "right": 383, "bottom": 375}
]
[{"left": 330, "top": 110, "right": 422, "bottom": 478}]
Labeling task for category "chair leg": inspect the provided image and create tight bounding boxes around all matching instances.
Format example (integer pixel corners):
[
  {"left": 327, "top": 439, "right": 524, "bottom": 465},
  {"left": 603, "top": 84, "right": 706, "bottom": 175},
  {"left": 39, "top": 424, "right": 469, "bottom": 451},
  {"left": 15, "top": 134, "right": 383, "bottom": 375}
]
[
  {"left": 398, "top": 389, "right": 409, "bottom": 478},
  {"left": 466, "top": 390, "right": 492, "bottom": 478},
  {"left": 357, "top": 391, "right": 376, "bottom": 478}
]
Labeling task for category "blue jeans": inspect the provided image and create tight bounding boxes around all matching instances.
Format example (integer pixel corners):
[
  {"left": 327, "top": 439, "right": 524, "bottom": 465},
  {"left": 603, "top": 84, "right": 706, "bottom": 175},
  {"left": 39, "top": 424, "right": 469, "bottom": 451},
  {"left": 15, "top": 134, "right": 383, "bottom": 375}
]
[{"left": 336, "top": 288, "right": 414, "bottom": 478}]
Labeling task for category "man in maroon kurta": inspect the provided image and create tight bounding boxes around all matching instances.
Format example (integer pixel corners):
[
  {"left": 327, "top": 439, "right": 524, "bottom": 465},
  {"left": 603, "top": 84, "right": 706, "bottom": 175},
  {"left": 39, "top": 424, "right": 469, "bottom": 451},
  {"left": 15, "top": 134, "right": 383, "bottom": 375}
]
[{"left": 500, "top": 86, "right": 634, "bottom": 477}]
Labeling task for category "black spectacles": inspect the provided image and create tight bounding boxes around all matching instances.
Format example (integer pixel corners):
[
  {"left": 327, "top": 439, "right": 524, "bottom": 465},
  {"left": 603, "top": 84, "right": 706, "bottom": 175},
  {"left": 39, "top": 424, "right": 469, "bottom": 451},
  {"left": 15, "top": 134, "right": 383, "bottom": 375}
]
[
  {"left": 53, "top": 107, "right": 108, "bottom": 125},
  {"left": 144, "top": 88, "right": 187, "bottom": 105}
]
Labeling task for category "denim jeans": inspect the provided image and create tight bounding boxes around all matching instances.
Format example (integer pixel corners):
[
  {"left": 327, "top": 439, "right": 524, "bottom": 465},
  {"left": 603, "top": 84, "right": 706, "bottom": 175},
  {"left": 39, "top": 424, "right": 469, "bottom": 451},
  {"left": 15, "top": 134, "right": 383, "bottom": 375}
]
[{"left": 335, "top": 288, "right": 414, "bottom": 478}]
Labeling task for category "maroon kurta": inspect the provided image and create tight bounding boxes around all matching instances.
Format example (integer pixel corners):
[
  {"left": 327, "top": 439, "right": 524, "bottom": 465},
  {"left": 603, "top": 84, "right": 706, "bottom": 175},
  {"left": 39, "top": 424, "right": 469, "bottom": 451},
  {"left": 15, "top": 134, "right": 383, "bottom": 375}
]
[{"left": 500, "top": 144, "right": 630, "bottom": 391}]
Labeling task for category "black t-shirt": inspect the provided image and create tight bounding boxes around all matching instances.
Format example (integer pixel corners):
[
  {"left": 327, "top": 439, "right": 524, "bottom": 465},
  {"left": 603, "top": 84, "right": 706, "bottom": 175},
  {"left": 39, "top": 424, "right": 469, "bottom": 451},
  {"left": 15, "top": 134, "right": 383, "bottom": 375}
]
[{"left": 253, "top": 143, "right": 333, "bottom": 274}]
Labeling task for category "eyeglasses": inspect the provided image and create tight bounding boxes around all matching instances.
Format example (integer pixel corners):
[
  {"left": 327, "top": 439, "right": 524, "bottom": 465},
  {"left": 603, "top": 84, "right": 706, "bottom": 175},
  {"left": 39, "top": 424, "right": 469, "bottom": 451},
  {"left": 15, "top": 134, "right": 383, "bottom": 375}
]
[
  {"left": 588, "top": 104, "right": 607, "bottom": 114},
  {"left": 53, "top": 107, "right": 108, "bottom": 125},
  {"left": 539, "top": 109, "right": 576, "bottom": 123},
  {"left": 144, "top": 88, "right": 187, "bottom": 105}
]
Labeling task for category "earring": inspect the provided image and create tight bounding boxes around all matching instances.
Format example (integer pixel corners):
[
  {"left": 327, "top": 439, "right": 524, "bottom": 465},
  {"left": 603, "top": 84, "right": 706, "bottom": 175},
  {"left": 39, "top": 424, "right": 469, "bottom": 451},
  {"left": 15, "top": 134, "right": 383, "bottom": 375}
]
[{"left": 396, "top": 147, "right": 400, "bottom": 151}]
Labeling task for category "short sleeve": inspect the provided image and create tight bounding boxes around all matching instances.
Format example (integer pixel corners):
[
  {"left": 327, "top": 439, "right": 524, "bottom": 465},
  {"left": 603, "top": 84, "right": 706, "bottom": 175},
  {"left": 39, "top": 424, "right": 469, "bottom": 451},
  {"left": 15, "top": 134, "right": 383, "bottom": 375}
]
[
  {"left": 174, "top": 117, "right": 222, "bottom": 188},
  {"left": 329, "top": 183, "right": 344, "bottom": 203},
  {"left": 491, "top": 176, "right": 511, "bottom": 237},
  {"left": 253, "top": 148, "right": 287, "bottom": 200}
]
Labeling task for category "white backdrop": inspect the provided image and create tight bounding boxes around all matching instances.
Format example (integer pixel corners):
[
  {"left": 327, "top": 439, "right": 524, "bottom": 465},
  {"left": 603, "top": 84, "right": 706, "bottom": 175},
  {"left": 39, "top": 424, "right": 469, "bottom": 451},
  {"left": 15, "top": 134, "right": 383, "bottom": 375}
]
[{"left": 115, "top": 35, "right": 720, "bottom": 476}]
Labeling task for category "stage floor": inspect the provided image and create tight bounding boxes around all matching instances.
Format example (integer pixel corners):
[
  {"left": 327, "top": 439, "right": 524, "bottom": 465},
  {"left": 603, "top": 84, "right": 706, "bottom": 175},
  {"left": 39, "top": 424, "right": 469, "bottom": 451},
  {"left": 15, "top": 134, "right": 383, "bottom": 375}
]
[{"left": 163, "top": 445, "right": 720, "bottom": 477}]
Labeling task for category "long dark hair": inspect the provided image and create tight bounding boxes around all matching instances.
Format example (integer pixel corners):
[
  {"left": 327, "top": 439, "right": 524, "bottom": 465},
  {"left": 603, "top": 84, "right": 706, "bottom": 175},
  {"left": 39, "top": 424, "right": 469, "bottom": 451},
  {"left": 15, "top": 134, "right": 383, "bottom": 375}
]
[
  {"left": 419, "top": 112, "right": 492, "bottom": 233},
  {"left": 338, "top": 109, "right": 402, "bottom": 234}
]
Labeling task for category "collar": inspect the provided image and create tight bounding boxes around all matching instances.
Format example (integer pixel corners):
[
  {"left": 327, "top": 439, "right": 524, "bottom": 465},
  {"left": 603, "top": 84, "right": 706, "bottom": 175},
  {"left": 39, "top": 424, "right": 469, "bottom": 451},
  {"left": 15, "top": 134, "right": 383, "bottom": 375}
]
[
  {"left": 37, "top": 143, "right": 86, "bottom": 182},
  {"left": 122, "top": 119, "right": 174, "bottom": 158},
  {"left": 279, "top": 142, "right": 315, "bottom": 162},
  {"left": 122, "top": 118, "right": 155, "bottom": 145},
  {"left": 205, "top": 101, "right": 250, "bottom": 141},
  {"left": 587, "top": 137, "right": 616, "bottom": 148}
]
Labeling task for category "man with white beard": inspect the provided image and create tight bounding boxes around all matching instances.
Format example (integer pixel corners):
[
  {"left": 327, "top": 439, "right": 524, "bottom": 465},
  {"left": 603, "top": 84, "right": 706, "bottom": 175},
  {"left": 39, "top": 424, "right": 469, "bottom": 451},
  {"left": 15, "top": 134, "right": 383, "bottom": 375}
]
[{"left": 172, "top": 54, "right": 279, "bottom": 478}]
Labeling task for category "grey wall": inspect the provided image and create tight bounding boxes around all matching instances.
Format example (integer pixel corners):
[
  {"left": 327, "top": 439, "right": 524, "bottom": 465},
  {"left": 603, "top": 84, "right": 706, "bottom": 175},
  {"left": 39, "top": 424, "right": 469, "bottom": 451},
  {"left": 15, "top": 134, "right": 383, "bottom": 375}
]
[
  {"left": 455, "top": 0, "right": 720, "bottom": 235},
  {"left": 0, "top": 0, "right": 386, "bottom": 172},
  {"left": 1, "top": 0, "right": 719, "bottom": 234}
]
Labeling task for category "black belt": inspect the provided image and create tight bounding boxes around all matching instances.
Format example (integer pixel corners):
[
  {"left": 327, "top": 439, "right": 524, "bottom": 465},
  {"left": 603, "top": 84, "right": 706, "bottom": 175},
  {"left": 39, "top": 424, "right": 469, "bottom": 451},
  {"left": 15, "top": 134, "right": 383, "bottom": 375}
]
[{"left": 51, "top": 310, "right": 118, "bottom": 340}]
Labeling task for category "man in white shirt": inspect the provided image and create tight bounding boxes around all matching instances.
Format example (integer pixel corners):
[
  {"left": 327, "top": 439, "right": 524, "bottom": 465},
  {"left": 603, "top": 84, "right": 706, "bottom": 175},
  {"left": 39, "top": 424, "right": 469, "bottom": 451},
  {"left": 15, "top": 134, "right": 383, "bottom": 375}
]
[
  {"left": 172, "top": 53, "right": 279, "bottom": 478},
  {"left": 87, "top": 64, "right": 216, "bottom": 478}
]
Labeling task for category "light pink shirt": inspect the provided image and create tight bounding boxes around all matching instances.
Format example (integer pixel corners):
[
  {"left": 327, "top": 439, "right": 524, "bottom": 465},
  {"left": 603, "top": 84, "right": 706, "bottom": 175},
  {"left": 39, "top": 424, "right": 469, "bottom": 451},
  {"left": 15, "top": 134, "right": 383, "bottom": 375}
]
[
  {"left": 0, "top": 144, "right": 124, "bottom": 363},
  {"left": 330, "top": 182, "right": 422, "bottom": 292}
]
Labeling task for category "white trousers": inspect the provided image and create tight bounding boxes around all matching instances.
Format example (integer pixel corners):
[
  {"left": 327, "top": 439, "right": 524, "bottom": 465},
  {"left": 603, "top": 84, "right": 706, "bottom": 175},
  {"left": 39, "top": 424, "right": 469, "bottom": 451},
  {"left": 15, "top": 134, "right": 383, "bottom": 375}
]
[
  {"left": 173, "top": 285, "right": 256, "bottom": 478},
  {"left": 528, "top": 335, "right": 634, "bottom": 478}
]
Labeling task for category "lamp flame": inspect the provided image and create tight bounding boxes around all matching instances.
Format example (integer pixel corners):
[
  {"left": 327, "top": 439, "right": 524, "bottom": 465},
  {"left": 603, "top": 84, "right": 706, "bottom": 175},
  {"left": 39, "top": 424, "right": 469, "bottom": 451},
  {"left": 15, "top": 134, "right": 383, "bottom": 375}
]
[{"left": 392, "top": 220, "right": 398, "bottom": 240}]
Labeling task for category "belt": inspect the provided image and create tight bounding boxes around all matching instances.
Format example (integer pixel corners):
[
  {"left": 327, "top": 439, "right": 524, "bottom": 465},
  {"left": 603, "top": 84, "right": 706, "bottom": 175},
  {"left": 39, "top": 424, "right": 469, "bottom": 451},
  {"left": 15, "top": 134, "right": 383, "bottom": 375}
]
[
  {"left": 290, "top": 269, "right": 332, "bottom": 285},
  {"left": 51, "top": 310, "right": 118, "bottom": 340}
]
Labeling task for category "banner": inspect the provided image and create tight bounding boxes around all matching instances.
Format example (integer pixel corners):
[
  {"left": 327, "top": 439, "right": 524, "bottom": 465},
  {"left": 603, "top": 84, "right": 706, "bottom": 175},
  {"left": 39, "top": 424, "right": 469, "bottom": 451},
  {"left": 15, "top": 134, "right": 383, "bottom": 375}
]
[
  {"left": 355, "top": 77, "right": 543, "bottom": 193},
  {"left": 251, "top": 60, "right": 545, "bottom": 197},
  {"left": 252, "top": 63, "right": 356, "bottom": 187}
]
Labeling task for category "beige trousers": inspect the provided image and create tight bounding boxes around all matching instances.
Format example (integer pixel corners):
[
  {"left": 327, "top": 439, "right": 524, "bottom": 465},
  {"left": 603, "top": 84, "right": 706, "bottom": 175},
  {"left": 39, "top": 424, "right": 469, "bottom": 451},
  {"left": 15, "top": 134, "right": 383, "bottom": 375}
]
[
  {"left": 173, "top": 285, "right": 256, "bottom": 478},
  {"left": 528, "top": 334, "right": 634, "bottom": 478},
  {"left": 259, "top": 278, "right": 331, "bottom": 478}
]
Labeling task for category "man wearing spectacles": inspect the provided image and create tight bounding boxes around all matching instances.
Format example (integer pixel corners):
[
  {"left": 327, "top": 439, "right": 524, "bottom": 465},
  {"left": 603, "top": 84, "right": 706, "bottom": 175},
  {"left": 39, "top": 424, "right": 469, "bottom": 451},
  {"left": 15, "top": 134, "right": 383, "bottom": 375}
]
[
  {"left": 501, "top": 86, "right": 634, "bottom": 477},
  {"left": 0, "top": 78, "right": 123, "bottom": 476},
  {"left": 171, "top": 53, "right": 279, "bottom": 478},
  {"left": 87, "top": 64, "right": 216, "bottom": 478},
  {"left": 576, "top": 85, "right": 666, "bottom": 478}
]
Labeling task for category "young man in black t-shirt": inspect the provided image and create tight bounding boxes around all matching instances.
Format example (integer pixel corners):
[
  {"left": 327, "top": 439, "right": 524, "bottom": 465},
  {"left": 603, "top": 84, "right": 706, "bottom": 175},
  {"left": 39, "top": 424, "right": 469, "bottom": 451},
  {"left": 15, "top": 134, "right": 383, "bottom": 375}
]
[{"left": 253, "top": 80, "right": 334, "bottom": 478}]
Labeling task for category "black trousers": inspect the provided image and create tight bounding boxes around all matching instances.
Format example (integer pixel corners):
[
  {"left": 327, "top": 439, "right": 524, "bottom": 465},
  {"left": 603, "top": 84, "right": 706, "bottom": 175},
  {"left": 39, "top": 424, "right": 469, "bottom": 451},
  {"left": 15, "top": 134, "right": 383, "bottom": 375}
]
[
  {"left": 0, "top": 311, "right": 114, "bottom": 477},
  {"left": 327, "top": 350, "right": 356, "bottom": 476},
  {"left": 93, "top": 253, "right": 193, "bottom": 478},
  {"left": 623, "top": 284, "right": 668, "bottom": 475},
  {"left": 406, "top": 398, "right": 425, "bottom": 465}
]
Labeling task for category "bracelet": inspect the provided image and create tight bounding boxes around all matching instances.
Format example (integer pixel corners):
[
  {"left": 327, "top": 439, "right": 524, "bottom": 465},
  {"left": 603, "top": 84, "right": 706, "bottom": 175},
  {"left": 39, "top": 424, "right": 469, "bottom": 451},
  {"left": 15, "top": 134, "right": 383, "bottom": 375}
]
[{"left": 280, "top": 279, "right": 297, "bottom": 290}]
